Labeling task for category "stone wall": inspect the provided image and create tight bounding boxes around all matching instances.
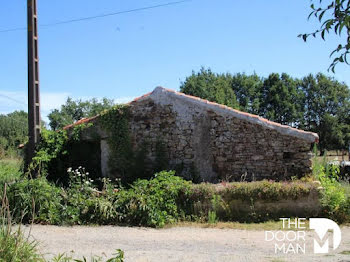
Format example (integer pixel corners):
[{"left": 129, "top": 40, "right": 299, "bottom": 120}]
[
  {"left": 125, "top": 99, "right": 313, "bottom": 182},
  {"left": 207, "top": 110, "right": 312, "bottom": 181},
  {"left": 82, "top": 87, "right": 317, "bottom": 182}
]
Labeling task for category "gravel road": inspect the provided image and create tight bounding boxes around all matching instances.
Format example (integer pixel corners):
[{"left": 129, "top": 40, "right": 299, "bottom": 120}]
[{"left": 23, "top": 225, "right": 350, "bottom": 262}]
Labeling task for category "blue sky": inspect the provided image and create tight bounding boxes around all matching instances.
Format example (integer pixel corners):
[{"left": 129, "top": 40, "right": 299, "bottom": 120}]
[{"left": 0, "top": 0, "right": 349, "bottom": 120}]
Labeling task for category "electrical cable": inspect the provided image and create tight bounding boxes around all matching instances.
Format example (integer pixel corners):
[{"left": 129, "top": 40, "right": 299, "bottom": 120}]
[
  {"left": 0, "top": 94, "right": 27, "bottom": 106},
  {"left": 0, "top": 0, "right": 191, "bottom": 33}
]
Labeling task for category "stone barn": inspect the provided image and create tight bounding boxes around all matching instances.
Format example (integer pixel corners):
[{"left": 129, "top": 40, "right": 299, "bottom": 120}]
[{"left": 65, "top": 87, "right": 319, "bottom": 182}]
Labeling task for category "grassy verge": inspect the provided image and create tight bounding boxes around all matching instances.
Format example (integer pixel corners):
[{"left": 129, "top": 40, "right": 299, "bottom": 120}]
[
  {"left": 171, "top": 221, "right": 290, "bottom": 231},
  {"left": 172, "top": 219, "right": 315, "bottom": 231}
]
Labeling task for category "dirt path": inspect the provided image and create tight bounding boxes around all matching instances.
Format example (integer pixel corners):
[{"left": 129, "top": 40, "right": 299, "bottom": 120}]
[{"left": 24, "top": 225, "right": 350, "bottom": 262}]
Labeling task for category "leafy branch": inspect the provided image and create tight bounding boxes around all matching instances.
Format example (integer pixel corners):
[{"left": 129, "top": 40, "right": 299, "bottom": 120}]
[{"left": 298, "top": 0, "right": 350, "bottom": 72}]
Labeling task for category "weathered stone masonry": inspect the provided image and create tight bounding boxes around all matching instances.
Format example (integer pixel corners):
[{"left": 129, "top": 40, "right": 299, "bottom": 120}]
[{"left": 74, "top": 87, "right": 319, "bottom": 182}]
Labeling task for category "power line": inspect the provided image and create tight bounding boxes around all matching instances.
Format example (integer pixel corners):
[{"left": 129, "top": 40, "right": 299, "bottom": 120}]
[
  {"left": 0, "top": 94, "right": 27, "bottom": 106},
  {"left": 0, "top": 27, "right": 26, "bottom": 33},
  {"left": 0, "top": 0, "right": 191, "bottom": 33}
]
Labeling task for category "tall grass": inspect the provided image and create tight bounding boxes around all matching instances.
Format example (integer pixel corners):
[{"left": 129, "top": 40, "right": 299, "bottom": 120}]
[
  {"left": 0, "top": 184, "right": 44, "bottom": 262},
  {"left": 0, "top": 183, "right": 125, "bottom": 262}
]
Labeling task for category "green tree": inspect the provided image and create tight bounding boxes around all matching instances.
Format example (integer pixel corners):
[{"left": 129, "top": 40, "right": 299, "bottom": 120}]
[
  {"left": 318, "top": 114, "right": 345, "bottom": 151},
  {"left": 300, "top": 73, "right": 350, "bottom": 153},
  {"left": 259, "top": 73, "right": 304, "bottom": 126},
  {"left": 299, "top": 0, "right": 350, "bottom": 71},
  {"left": 48, "top": 97, "right": 115, "bottom": 130},
  {"left": 231, "top": 73, "right": 263, "bottom": 114},
  {"left": 0, "top": 111, "right": 28, "bottom": 157},
  {"left": 180, "top": 67, "right": 239, "bottom": 109}
]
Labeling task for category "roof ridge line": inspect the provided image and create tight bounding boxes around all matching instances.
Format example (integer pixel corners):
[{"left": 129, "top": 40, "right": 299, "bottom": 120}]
[
  {"left": 63, "top": 86, "right": 319, "bottom": 143},
  {"left": 147, "top": 87, "right": 319, "bottom": 143}
]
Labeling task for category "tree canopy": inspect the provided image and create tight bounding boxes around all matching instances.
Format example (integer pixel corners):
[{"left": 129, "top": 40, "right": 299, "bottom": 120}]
[
  {"left": 48, "top": 97, "right": 115, "bottom": 130},
  {"left": 259, "top": 73, "right": 304, "bottom": 126},
  {"left": 180, "top": 68, "right": 239, "bottom": 109},
  {"left": 300, "top": 73, "right": 350, "bottom": 152},
  {"left": 0, "top": 111, "right": 28, "bottom": 158}
]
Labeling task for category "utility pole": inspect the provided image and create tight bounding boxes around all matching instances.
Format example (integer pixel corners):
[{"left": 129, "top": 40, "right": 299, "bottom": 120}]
[{"left": 27, "top": 0, "right": 41, "bottom": 164}]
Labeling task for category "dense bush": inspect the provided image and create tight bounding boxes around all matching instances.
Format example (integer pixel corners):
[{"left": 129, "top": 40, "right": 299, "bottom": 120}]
[
  {"left": 181, "top": 180, "right": 321, "bottom": 223},
  {"left": 116, "top": 171, "right": 191, "bottom": 227},
  {"left": 7, "top": 177, "right": 63, "bottom": 224},
  {"left": 61, "top": 167, "right": 119, "bottom": 225},
  {"left": 0, "top": 159, "right": 22, "bottom": 187},
  {"left": 219, "top": 180, "right": 314, "bottom": 201},
  {"left": 28, "top": 124, "right": 102, "bottom": 185},
  {"left": 3, "top": 169, "right": 191, "bottom": 227},
  {"left": 5, "top": 167, "right": 119, "bottom": 226},
  {"left": 1, "top": 180, "right": 124, "bottom": 261},
  {"left": 2, "top": 159, "right": 349, "bottom": 227},
  {"left": 313, "top": 157, "right": 350, "bottom": 223}
]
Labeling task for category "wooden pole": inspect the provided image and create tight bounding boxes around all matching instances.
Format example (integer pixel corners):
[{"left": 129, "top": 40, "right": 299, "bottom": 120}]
[{"left": 27, "top": 0, "right": 41, "bottom": 165}]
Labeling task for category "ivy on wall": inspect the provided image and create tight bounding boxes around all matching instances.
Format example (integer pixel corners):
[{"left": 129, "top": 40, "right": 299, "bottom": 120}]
[
  {"left": 99, "top": 105, "right": 135, "bottom": 183},
  {"left": 99, "top": 105, "right": 174, "bottom": 184},
  {"left": 27, "top": 123, "right": 95, "bottom": 183}
]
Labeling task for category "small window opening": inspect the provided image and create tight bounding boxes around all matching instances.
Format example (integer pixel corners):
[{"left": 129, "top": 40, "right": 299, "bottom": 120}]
[{"left": 283, "top": 152, "right": 293, "bottom": 160}]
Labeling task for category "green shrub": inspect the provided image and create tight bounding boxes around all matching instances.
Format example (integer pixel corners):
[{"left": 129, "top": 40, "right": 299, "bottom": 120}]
[
  {"left": 5, "top": 155, "right": 345, "bottom": 227},
  {"left": 61, "top": 167, "right": 119, "bottom": 225},
  {"left": 7, "top": 177, "right": 64, "bottom": 224},
  {"left": 1, "top": 181, "right": 123, "bottom": 262},
  {"left": 0, "top": 159, "right": 22, "bottom": 186},
  {"left": 313, "top": 157, "right": 350, "bottom": 223},
  {"left": 220, "top": 180, "right": 315, "bottom": 201},
  {"left": 27, "top": 124, "right": 101, "bottom": 185},
  {"left": 116, "top": 171, "right": 191, "bottom": 227},
  {"left": 182, "top": 180, "right": 320, "bottom": 223}
]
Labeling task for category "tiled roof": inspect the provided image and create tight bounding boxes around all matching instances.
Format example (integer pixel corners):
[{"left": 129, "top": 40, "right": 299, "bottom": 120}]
[{"left": 63, "top": 115, "right": 98, "bottom": 130}]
